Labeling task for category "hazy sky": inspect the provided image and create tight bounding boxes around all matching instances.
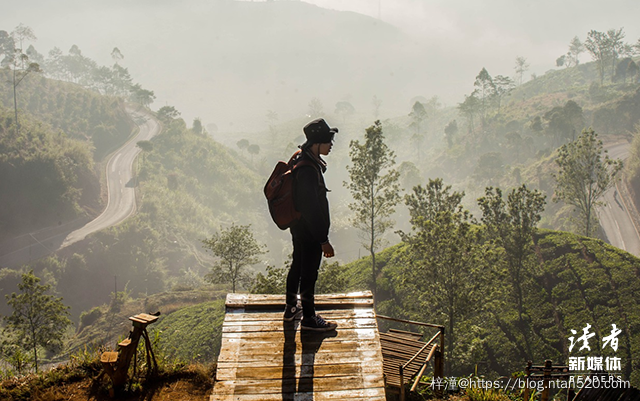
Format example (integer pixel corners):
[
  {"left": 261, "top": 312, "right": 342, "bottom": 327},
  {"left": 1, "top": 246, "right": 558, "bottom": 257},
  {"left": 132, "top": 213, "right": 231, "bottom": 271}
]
[
  {"left": 2, "top": 0, "right": 640, "bottom": 129},
  {"left": 306, "top": 0, "right": 640, "bottom": 79}
]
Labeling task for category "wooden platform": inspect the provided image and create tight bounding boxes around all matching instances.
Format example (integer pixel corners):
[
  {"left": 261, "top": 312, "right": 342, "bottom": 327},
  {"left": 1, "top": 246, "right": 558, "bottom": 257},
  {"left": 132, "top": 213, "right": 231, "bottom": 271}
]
[{"left": 211, "top": 292, "right": 386, "bottom": 401}]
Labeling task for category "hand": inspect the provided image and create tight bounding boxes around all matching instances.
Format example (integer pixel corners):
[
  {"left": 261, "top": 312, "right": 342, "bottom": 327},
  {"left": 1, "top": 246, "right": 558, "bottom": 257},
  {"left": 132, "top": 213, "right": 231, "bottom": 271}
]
[{"left": 321, "top": 242, "right": 335, "bottom": 258}]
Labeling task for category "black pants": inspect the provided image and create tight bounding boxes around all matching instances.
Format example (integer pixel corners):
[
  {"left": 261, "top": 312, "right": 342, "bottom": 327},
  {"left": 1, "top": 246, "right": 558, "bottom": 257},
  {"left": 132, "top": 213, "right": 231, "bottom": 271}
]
[{"left": 286, "top": 226, "right": 322, "bottom": 318}]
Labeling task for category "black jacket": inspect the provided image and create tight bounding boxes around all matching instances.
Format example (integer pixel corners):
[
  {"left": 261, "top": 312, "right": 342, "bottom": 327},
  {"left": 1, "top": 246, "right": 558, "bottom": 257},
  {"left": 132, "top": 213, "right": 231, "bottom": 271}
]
[{"left": 291, "top": 151, "right": 330, "bottom": 243}]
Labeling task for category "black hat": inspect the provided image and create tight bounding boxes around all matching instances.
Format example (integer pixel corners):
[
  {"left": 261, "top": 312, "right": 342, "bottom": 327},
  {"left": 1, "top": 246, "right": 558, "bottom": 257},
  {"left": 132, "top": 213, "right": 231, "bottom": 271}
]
[{"left": 303, "top": 118, "right": 338, "bottom": 145}]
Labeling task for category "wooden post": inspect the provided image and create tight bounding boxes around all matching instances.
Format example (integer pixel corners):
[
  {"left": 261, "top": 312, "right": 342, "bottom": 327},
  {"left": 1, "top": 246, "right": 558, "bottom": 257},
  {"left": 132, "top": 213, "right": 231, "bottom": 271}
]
[
  {"left": 399, "top": 364, "right": 405, "bottom": 401},
  {"left": 433, "top": 327, "right": 445, "bottom": 397},
  {"left": 541, "top": 359, "right": 552, "bottom": 401},
  {"left": 524, "top": 360, "right": 531, "bottom": 401}
]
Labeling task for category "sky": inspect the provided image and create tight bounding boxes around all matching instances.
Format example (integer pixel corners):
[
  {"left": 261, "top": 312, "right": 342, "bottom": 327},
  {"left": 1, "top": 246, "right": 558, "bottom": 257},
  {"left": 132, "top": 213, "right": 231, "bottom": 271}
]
[{"left": 2, "top": 0, "right": 640, "bottom": 129}]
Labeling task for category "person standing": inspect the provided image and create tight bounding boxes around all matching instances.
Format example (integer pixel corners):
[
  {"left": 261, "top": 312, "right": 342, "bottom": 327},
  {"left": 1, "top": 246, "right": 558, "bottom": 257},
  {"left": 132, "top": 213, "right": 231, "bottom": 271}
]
[{"left": 283, "top": 118, "right": 338, "bottom": 332}]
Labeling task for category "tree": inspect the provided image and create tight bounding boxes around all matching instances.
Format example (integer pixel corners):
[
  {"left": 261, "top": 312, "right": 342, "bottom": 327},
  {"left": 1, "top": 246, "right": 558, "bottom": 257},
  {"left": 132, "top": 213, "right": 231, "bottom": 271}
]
[
  {"left": 400, "top": 179, "right": 480, "bottom": 374},
  {"left": 236, "top": 138, "right": 249, "bottom": 153},
  {"left": 7, "top": 45, "right": 41, "bottom": 136},
  {"left": 585, "top": 30, "right": 611, "bottom": 85},
  {"left": 202, "top": 224, "right": 266, "bottom": 293},
  {"left": 136, "top": 140, "right": 153, "bottom": 174},
  {"left": 344, "top": 120, "right": 401, "bottom": 298},
  {"left": 607, "top": 28, "right": 627, "bottom": 83},
  {"left": 514, "top": 56, "right": 529, "bottom": 85},
  {"left": 157, "top": 105, "right": 180, "bottom": 123},
  {"left": 408, "top": 101, "right": 427, "bottom": 134},
  {"left": 553, "top": 128, "right": 623, "bottom": 237},
  {"left": 556, "top": 54, "right": 566, "bottom": 68},
  {"left": 3, "top": 270, "right": 71, "bottom": 373},
  {"left": 567, "top": 36, "right": 584, "bottom": 67},
  {"left": 444, "top": 119, "right": 458, "bottom": 148},
  {"left": 457, "top": 93, "right": 480, "bottom": 133},
  {"left": 478, "top": 185, "right": 546, "bottom": 360},
  {"left": 111, "top": 47, "right": 124, "bottom": 65},
  {"left": 192, "top": 118, "right": 203, "bottom": 135},
  {"left": 474, "top": 67, "right": 495, "bottom": 127},
  {"left": 404, "top": 178, "right": 464, "bottom": 230},
  {"left": 247, "top": 143, "right": 260, "bottom": 162},
  {"left": 492, "top": 75, "right": 514, "bottom": 111},
  {"left": 11, "top": 24, "right": 36, "bottom": 69},
  {"left": 130, "top": 83, "right": 155, "bottom": 107}
]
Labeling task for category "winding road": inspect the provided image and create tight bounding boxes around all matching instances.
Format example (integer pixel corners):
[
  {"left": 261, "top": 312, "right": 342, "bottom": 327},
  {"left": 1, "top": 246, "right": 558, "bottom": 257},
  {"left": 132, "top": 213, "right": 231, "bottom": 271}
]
[
  {"left": 0, "top": 107, "right": 161, "bottom": 268},
  {"left": 597, "top": 142, "right": 640, "bottom": 256}
]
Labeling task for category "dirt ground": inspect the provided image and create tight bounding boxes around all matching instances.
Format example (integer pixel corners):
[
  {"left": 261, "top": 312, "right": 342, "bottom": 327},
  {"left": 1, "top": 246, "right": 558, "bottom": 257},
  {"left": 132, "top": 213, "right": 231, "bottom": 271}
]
[
  {"left": 26, "top": 379, "right": 211, "bottom": 401},
  {"left": 0, "top": 365, "right": 214, "bottom": 401}
]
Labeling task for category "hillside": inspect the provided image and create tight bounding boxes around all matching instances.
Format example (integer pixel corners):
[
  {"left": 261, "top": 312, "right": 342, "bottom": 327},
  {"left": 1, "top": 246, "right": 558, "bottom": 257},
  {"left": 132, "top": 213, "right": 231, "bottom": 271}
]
[
  {"left": 1, "top": 113, "right": 267, "bottom": 322},
  {"left": 337, "top": 229, "right": 640, "bottom": 386},
  {"left": 0, "top": 70, "right": 134, "bottom": 240}
]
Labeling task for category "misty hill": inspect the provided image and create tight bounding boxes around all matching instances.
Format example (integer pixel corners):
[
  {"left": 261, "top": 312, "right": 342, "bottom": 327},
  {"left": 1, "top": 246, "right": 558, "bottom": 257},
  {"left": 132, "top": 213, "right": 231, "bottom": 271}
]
[
  {"left": 3, "top": 112, "right": 267, "bottom": 321},
  {"left": 16, "top": 0, "right": 430, "bottom": 131},
  {"left": 0, "top": 70, "right": 133, "bottom": 240}
]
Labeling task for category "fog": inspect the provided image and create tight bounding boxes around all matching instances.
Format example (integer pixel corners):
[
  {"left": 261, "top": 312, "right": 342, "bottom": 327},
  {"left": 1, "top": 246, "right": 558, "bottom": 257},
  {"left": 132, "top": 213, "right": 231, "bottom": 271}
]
[{"left": 3, "top": 0, "right": 640, "bottom": 132}]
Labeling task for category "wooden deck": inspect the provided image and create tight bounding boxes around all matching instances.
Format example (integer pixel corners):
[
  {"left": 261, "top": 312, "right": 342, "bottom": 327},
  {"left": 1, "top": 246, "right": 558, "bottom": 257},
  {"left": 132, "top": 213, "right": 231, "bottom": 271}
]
[{"left": 211, "top": 292, "right": 386, "bottom": 401}]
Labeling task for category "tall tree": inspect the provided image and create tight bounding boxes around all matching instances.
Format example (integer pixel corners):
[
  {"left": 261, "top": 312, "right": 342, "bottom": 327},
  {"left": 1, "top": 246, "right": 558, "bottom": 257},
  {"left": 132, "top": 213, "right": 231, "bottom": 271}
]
[
  {"left": 202, "top": 224, "right": 266, "bottom": 293},
  {"left": 492, "top": 75, "right": 515, "bottom": 111},
  {"left": 6, "top": 45, "right": 41, "bottom": 136},
  {"left": 553, "top": 128, "right": 623, "bottom": 237},
  {"left": 344, "top": 120, "right": 401, "bottom": 298},
  {"left": 401, "top": 179, "right": 480, "bottom": 374},
  {"left": 585, "top": 30, "right": 611, "bottom": 85},
  {"left": 4, "top": 271, "right": 72, "bottom": 373},
  {"left": 474, "top": 68, "right": 495, "bottom": 128},
  {"left": 457, "top": 93, "right": 480, "bottom": 133},
  {"left": 567, "top": 36, "right": 584, "bottom": 67},
  {"left": 607, "top": 28, "right": 627, "bottom": 83},
  {"left": 444, "top": 120, "right": 458, "bottom": 148},
  {"left": 478, "top": 185, "right": 546, "bottom": 360},
  {"left": 514, "top": 56, "right": 529, "bottom": 85},
  {"left": 111, "top": 47, "right": 124, "bottom": 65}
]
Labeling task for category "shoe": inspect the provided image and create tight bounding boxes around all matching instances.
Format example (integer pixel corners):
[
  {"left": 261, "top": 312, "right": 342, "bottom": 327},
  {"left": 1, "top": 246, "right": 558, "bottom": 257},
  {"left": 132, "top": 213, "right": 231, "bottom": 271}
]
[
  {"left": 301, "top": 314, "right": 338, "bottom": 332},
  {"left": 283, "top": 304, "right": 303, "bottom": 322}
]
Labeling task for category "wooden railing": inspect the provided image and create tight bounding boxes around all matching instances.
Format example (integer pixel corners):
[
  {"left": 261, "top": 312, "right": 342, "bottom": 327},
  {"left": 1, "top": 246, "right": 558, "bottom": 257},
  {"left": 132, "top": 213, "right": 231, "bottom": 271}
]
[{"left": 376, "top": 314, "right": 445, "bottom": 401}]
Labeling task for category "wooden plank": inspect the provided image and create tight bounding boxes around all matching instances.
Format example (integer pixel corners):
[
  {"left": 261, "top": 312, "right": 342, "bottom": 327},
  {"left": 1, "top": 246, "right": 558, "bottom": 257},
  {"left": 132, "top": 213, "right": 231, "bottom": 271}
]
[
  {"left": 216, "top": 362, "right": 383, "bottom": 381},
  {"left": 223, "top": 309, "right": 376, "bottom": 322},
  {"left": 213, "top": 292, "right": 385, "bottom": 400},
  {"left": 211, "top": 387, "right": 386, "bottom": 401},
  {"left": 100, "top": 352, "right": 118, "bottom": 363}
]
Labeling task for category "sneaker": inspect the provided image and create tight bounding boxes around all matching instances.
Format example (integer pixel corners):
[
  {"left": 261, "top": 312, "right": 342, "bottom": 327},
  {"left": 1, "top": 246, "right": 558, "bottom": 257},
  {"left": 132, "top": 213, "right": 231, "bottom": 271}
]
[
  {"left": 283, "top": 304, "right": 303, "bottom": 322},
  {"left": 301, "top": 314, "right": 338, "bottom": 332}
]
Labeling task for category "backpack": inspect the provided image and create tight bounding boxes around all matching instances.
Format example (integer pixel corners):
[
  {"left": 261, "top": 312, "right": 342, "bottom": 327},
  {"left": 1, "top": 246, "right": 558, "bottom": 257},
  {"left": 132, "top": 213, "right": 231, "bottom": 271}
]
[{"left": 264, "top": 150, "right": 314, "bottom": 230}]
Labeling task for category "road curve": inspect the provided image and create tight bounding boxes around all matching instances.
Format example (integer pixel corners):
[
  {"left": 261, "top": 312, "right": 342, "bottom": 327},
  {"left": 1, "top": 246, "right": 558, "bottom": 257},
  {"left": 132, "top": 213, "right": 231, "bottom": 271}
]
[
  {"left": 0, "top": 107, "right": 160, "bottom": 268},
  {"left": 597, "top": 142, "right": 640, "bottom": 257},
  {"left": 60, "top": 107, "right": 161, "bottom": 248}
]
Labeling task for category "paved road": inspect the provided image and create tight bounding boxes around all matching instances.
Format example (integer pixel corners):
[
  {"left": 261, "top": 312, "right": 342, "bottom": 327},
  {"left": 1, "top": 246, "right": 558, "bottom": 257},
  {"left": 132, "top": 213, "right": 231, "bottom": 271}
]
[
  {"left": 597, "top": 142, "right": 640, "bottom": 256},
  {"left": 0, "top": 107, "right": 161, "bottom": 268}
]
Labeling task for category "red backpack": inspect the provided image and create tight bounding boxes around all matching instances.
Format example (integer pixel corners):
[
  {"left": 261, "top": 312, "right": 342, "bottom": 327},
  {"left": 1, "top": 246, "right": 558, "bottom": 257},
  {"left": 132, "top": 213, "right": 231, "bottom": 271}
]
[{"left": 264, "top": 150, "right": 314, "bottom": 230}]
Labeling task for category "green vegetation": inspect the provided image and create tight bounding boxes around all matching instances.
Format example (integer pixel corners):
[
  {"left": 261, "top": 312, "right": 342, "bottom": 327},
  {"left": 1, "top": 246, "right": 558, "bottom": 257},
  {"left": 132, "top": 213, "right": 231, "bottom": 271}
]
[
  {"left": 3, "top": 270, "right": 72, "bottom": 372},
  {"left": 0, "top": 105, "right": 96, "bottom": 237},
  {"left": 345, "top": 120, "right": 401, "bottom": 298},
  {"left": 150, "top": 300, "right": 225, "bottom": 363},
  {"left": 202, "top": 224, "right": 266, "bottom": 293},
  {"left": 338, "top": 226, "right": 640, "bottom": 386},
  {"left": 554, "top": 128, "right": 623, "bottom": 236}
]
